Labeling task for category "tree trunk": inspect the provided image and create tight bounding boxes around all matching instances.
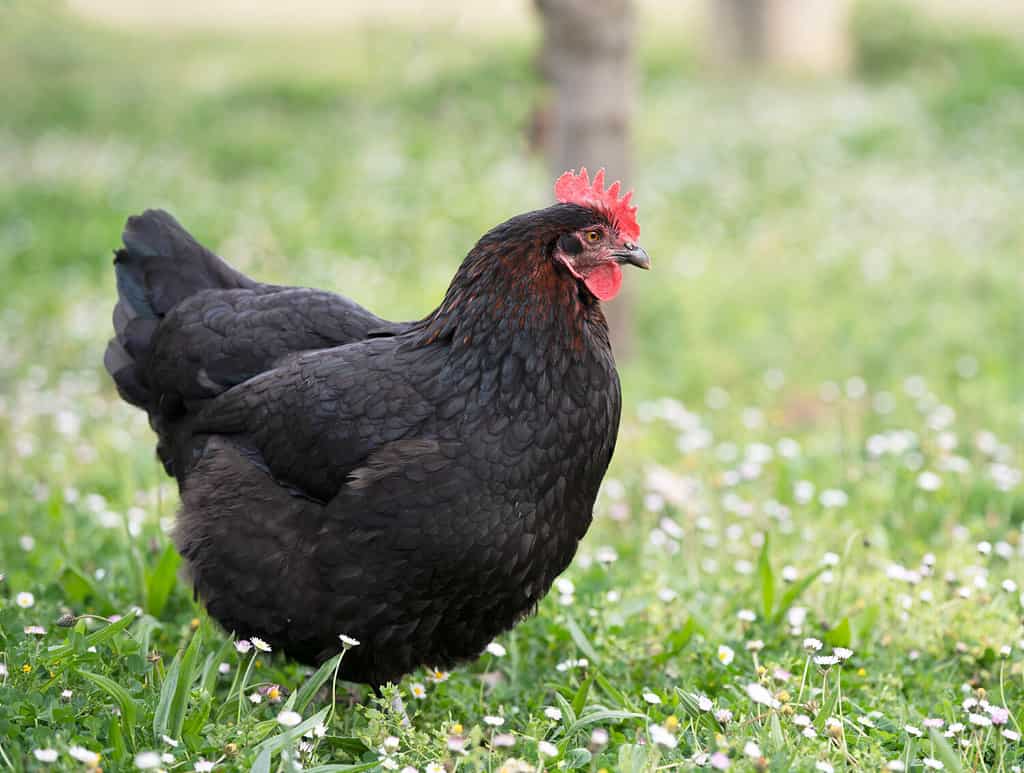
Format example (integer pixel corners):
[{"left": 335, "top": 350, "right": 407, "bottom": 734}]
[
  {"left": 709, "top": 0, "right": 851, "bottom": 74},
  {"left": 534, "top": 0, "right": 637, "bottom": 358}
]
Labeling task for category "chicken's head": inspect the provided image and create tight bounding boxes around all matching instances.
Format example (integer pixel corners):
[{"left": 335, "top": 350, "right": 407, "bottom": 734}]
[{"left": 550, "top": 167, "right": 649, "bottom": 302}]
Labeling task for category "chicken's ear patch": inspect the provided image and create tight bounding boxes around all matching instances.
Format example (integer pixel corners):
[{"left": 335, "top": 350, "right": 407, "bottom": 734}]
[
  {"left": 555, "top": 167, "right": 640, "bottom": 242},
  {"left": 582, "top": 261, "right": 622, "bottom": 302}
]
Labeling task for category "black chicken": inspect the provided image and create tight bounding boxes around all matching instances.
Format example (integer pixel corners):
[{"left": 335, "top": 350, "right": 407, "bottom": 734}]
[{"left": 105, "top": 169, "right": 649, "bottom": 686}]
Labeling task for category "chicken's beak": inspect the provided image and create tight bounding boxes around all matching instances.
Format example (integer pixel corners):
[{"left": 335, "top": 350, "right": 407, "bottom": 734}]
[{"left": 613, "top": 244, "right": 651, "bottom": 270}]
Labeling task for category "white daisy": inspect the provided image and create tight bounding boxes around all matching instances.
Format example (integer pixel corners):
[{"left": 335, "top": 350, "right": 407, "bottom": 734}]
[
  {"left": 649, "top": 724, "right": 678, "bottom": 749},
  {"left": 68, "top": 746, "right": 100, "bottom": 766},
  {"left": 277, "top": 710, "right": 302, "bottom": 727},
  {"left": 33, "top": 749, "right": 58, "bottom": 764},
  {"left": 134, "top": 751, "right": 162, "bottom": 769},
  {"left": 745, "top": 682, "right": 780, "bottom": 709}
]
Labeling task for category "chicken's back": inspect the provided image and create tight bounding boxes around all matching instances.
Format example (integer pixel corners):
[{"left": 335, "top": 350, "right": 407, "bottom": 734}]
[{"left": 105, "top": 210, "right": 405, "bottom": 478}]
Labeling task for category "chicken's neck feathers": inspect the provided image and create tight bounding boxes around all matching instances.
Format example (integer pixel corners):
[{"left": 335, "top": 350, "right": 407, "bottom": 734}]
[{"left": 414, "top": 237, "right": 612, "bottom": 374}]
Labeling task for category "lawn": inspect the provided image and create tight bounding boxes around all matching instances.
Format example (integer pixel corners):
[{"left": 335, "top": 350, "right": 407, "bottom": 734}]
[{"left": 1, "top": 2, "right": 1023, "bottom": 771}]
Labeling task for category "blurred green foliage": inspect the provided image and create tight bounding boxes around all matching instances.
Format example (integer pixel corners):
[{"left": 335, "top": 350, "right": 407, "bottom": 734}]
[{"left": 853, "top": 0, "right": 1024, "bottom": 130}]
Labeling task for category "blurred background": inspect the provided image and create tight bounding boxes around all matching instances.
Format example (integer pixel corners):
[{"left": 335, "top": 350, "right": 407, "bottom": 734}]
[{"left": 2, "top": 0, "right": 1024, "bottom": 498}]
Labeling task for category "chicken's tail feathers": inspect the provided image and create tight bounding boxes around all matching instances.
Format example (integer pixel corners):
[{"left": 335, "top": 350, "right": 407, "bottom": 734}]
[
  {"left": 106, "top": 209, "right": 254, "bottom": 410},
  {"left": 115, "top": 209, "right": 253, "bottom": 317}
]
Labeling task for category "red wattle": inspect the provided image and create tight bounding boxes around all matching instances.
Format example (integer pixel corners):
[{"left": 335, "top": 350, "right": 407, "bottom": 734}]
[{"left": 583, "top": 262, "right": 622, "bottom": 301}]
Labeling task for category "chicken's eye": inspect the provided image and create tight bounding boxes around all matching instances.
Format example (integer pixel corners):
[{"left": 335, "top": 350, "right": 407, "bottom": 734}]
[{"left": 585, "top": 230, "right": 602, "bottom": 243}]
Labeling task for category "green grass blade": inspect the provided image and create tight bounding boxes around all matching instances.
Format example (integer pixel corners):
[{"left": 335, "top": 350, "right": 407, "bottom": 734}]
[
  {"left": 771, "top": 567, "right": 827, "bottom": 626},
  {"left": 77, "top": 669, "right": 138, "bottom": 741},
  {"left": 824, "top": 617, "right": 851, "bottom": 649},
  {"left": 929, "top": 728, "right": 965, "bottom": 773},
  {"left": 768, "top": 712, "right": 785, "bottom": 752},
  {"left": 199, "top": 637, "right": 233, "bottom": 696},
  {"left": 45, "top": 610, "right": 138, "bottom": 662},
  {"left": 813, "top": 689, "right": 839, "bottom": 732},
  {"left": 617, "top": 743, "right": 654, "bottom": 773},
  {"left": 553, "top": 691, "right": 577, "bottom": 727},
  {"left": 653, "top": 617, "right": 696, "bottom": 664},
  {"left": 563, "top": 615, "right": 600, "bottom": 663},
  {"left": 757, "top": 533, "right": 774, "bottom": 619},
  {"left": 251, "top": 747, "right": 272, "bottom": 773},
  {"left": 566, "top": 709, "right": 646, "bottom": 735},
  {"left": 292, "top": 651, "right": 345, "bottom": 714},
  {"left": 571, "top": 673, "right": 594, "bottom": 717},
  {"left": 109, "top": 714, "right": 127, "bottom": 763},
  {"left": 593, "top": 671, "right": 629, "bottom": 708},
  {"left": 145, "top": 542, "right": 181, "bottom": 618},
  {"left": 167, "top": 626, "right": 203, "bottom": 740},
  {"left": 59, "top": 565, "right": 111, "bottom": 611},
  {"left": 153, "top": 652, "right": 182, "bottom": 739}
]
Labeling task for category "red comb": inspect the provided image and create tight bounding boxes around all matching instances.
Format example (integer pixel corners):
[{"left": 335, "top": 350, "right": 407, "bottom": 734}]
[{"left": 554, "top": 167, "right": 640, "bottom": 242}]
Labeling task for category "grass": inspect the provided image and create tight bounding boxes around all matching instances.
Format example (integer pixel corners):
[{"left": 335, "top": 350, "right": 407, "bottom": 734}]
[{"left": 2, "top": 2, "right": 1023, "bottom": 771}]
